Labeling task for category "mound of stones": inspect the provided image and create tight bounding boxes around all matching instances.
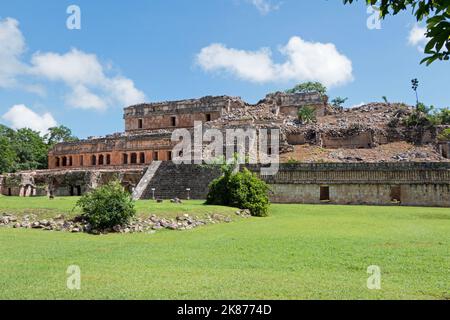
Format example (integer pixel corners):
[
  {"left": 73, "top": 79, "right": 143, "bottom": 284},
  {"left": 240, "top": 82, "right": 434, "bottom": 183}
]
[{"left": 0, "top": 210, "right": 251, "bottom": 235}]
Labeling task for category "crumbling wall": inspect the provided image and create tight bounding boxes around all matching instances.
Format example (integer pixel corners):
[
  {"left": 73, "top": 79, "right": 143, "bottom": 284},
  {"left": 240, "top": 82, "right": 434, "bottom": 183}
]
[{"left": 321, "top": 131, "right": 373, "bottom": 149}]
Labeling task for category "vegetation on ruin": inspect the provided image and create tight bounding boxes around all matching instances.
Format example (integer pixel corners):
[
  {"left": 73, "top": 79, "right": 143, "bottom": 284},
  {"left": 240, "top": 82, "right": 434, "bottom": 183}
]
[
  {"left": 285, "top": 81, "right": 327, "bottom": 96},
  {"left": 0, "top": 124, "right": 78, "bottom": 174},
  {"left": 76, "top": 181, "right": 136, "bottom": 230},
  {"left": 343, "top": 0, "right": 450, "bottom": 65},
  {"left": 331, "top": 97, "right": 348, "bottom": 109},
  {"left": 297, "top": 106, "right": 317, "bottom": 124},
  {"left": 404, "top": 103, "right": 450, "bottom": 127},
  {"left": 0, "top": 201, "right": 449, "bottom": 299},
  {"left": 438, "top": 128, "right": 450, "bottom": 141}
]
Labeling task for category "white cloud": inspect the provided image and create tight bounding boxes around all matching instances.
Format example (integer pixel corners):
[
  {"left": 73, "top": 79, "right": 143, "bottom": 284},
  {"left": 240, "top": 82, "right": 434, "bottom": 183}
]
[
  {"left": 2, "top": 104, "right": 57, "bottom": 134},
  {"left": 248, "top": 0, "right": 280, "bottom": 15},
  {"left": 0, "top": 17, "right": 146, "bottom": 111},
  {"left": 0, "top": 18, "right": 27, "bottom": 88},
  {"left": 30, "top": 49, "right": 146, "bottom": 110},
  {"left": 408, "top": 24, "right": 428, "bottom": 51},
  {"left": 196, "top": 36, "right": 353, "bottom": 88}
]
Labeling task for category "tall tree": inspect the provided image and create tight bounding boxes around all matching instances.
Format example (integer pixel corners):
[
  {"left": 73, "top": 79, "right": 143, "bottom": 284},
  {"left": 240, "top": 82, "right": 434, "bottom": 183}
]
[
  {"left": 45, "top": 125, "right": 79, "bottom": 147},
  {"left": 344, "top": 0, "right": 450, "bottom": 65}
]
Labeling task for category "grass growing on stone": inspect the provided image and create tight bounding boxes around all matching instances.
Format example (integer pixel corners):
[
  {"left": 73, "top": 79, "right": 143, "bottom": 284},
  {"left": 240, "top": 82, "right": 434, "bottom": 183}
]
[
  {"left": 0, "top": 196, "right": 238, "bottom": 219},
  {"left": 0, "top": 200, "right": 449, "bottom": 300}
]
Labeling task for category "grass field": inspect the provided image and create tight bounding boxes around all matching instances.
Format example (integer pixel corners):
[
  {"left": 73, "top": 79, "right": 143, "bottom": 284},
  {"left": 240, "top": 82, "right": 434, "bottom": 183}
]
[{"left": 0, "top": 197, "right": 449, "bottom": 300}]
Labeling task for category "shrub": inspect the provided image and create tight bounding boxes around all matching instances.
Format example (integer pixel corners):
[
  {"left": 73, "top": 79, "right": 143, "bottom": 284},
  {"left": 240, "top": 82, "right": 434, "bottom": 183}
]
[
  {"left": 438, "top": 128, "right": 450, "bottom": 141},
  {"left": 76, "top": 180, "right": 136, "bottom": 230},
  {"left": 206, "top": 167, "right": 270, "bottom": 217},
  {"left": 205, "top": 175, "right": 229, "bottom": 205},
  {"left": 228, "top": 169, "right": 270, "bottom": 217},
  {"left": 298, "top": 106, "right": 316, "bottom": 124}
]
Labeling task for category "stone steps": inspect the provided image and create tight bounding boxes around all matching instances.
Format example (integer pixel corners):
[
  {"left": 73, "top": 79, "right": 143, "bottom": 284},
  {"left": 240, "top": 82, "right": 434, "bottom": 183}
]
[{"left": 132, "top": 161, "right": 162, "bottom": 200}]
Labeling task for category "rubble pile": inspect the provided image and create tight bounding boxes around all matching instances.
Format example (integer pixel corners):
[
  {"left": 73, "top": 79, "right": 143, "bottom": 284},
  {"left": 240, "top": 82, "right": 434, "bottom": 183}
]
[{"left": 0, "top": 210, "right": 251, "bottom": 234}]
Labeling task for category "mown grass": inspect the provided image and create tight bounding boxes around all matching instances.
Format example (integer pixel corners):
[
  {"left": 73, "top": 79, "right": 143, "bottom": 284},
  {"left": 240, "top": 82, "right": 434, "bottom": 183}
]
[{"left": 0, "top": 197, "right": 449, "bottom": 300}]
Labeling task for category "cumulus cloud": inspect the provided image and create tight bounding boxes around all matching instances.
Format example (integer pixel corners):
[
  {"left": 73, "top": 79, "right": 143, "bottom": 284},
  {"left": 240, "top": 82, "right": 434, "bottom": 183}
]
[
  {"left": 2, "top": 104, "right": 57, "bottom": 134},
  {"left": 0, "top": 17, "right": 146, "bottom": 110},
  {"left": 248, "top": 0, "right": 280, "bottom": 15},
  {"left": 408, "top": 24, "right": 428, "bottom": 51},
  {"left": 0, "top": 18, "right": 27, "bottom": 88},
  {"left": 30, "top": 49, "right": 146, "bottom": 110},
  {"left": 196, "top": 36, "right": 353, "bottom": 88}
]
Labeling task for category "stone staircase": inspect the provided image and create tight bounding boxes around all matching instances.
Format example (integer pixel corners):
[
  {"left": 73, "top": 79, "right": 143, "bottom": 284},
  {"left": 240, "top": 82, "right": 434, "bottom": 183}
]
[{"left": 132, "top": 161, "right": 162, "bottom": 200}]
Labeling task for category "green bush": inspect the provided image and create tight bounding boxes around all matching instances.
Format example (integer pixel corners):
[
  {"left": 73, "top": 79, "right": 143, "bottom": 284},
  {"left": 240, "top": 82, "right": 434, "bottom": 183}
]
[
  {"left": 76, "top": 181, "right": 136, "bottom": 230},
  {"left": 206, "top": 168, "right": 270, "bottom": 217},
  {"left": 438, "top": 128, "right": 450, "bottom": 141},
  {"left": 298, "top": 106, "right": 316, "bottom": 124},
  {"left": 205, "top": 175, "right": 229, "bottom": 205},
  {"left": 228, "top": 169, "right": 270, "bottom": 217}
]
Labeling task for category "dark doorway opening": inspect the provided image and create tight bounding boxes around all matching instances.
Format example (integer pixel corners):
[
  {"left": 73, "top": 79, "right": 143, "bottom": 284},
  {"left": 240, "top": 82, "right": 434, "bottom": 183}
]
[
  {"left": 320, "top": 186, "right": 330, "bottom": 201},
  {"left": 139, "top": 152, "right": 145, "bottom": 164},
  {"left": 76, "top": 186, "right": 81, "bottom": 196},
  {"left": 123, "top": 153, "right": 128, "bottom": 165},
  {"left": 390, "top": 185, "right": 401, "bottom": 203},
  {"left": 131, "top": 153, "right": 137, "bottom": 164},
  {"left": 138, "top": 119, "right": 143, "bottom": 129},
  {"left": 206, "top": 113, "right": 212, "bottom": 122},
  {"left": 171, "top": 116, "right": 176, "bottom": 127},
  {"left": 8, "top": 188, "right": 12, "bottom": 196},
  {"left": 70, "top": 186, "right": 74, "bottom": 196}
]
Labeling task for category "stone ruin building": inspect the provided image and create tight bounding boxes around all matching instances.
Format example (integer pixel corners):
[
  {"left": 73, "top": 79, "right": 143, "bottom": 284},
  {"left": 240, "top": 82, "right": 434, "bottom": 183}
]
[{"left": 1, "top": 91, "right": 449, "bottom": 207}]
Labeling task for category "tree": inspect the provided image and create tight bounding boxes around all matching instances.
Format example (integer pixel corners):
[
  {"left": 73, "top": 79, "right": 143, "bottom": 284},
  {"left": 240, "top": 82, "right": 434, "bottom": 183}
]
[
  {"left": 285, "top": 82, "right": 327, "bottom": 96},
  {"left": 343, "top": 0, "right": 450, "bottom": 65},
  {"left": 331, "top": 97, "right": 348, "bottom": 108},
  {"left": 45, "top": 125, "right": 78, "bottom": 147},
  {"left": 12, "top": 128, "right": 49, "bottom": 171},
  {"left": 0, "top": 136, "right": 16, "bottom": 174},
  {"left": 411, "top": 78, "right": 420, "bottom": 106}
]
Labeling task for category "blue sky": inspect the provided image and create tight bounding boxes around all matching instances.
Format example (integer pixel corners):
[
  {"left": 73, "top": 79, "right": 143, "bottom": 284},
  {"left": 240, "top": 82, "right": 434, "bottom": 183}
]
[{"left": 0, "top": 0, "right": 448, "bottom": 138}]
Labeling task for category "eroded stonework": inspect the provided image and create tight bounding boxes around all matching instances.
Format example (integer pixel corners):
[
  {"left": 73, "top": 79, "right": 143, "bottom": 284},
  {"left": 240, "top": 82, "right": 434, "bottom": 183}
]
[{"left": 1, "top": 91, "right": 449, "bottom": 207}]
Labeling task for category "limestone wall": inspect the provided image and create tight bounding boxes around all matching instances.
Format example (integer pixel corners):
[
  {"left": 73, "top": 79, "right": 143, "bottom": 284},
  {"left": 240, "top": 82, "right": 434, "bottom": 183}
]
[
  {"left": 247, "top": 163, "right": 450, "bottom": 207},
  {"left": 124, "top": 96, "right": 244, "bottom": 132}
]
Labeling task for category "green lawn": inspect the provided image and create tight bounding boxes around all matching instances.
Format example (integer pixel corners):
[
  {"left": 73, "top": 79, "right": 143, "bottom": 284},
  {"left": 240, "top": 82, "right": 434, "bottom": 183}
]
[{"left": 0, "top": 197, "right": 449, "bottom": 300}]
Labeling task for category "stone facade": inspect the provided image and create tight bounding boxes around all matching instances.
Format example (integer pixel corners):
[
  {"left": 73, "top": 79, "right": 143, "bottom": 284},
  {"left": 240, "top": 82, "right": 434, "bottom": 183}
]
[
  {"left": 2, "top": 162, "right": 449, "bottom": 207},
  {"left": 124, "top": 96, "right": 245, "bottom": 132},
  {"left": 47, "top": 92, "right": 329, "bottom": 170},
  {"left": 247, "top": 162, "right": 450, "bottom": 207}
]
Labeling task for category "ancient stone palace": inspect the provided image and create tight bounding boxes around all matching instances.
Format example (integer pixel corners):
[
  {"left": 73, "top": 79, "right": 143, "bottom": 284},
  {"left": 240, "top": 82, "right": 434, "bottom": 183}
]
[{"left": 1, "top": 91, "right": 449, "bottom": 207}]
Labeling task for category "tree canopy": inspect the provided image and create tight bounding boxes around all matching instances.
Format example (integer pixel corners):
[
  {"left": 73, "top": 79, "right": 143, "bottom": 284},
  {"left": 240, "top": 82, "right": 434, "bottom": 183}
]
[
  {"left": 285, "top": 82, "right": 328, "bottom": 96},
  {"left": 0, "top": 124, "right": 78, "bottom": 174},
  {"left": 344, "top": 0, "right": 450, "bottom": 65}
]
